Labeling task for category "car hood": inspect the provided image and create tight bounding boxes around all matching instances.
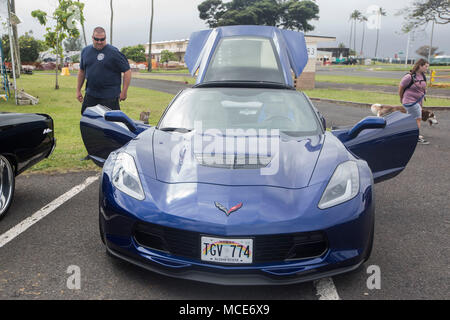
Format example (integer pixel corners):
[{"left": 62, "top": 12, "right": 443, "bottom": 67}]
[{"left": 150, "top": 130, "right": 324, "bottom": 189}]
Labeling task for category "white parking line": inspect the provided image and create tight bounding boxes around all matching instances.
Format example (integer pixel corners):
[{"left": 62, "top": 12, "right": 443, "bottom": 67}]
[
  {"left": 314, "top": 277, "right": 341, "bottom": 300},
  {"left": 0, "top": 175, "right": 99, "bottom": 248}
]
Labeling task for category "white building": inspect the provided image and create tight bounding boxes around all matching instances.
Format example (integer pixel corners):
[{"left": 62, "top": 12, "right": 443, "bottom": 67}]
[{"left": 144, "top": 39, "right": 189, "bottom": 63}]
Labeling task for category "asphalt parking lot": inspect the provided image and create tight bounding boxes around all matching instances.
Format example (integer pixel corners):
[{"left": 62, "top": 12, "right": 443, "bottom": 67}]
[{"left": 0, "top": 101, "right": 448, "bottom": 300}]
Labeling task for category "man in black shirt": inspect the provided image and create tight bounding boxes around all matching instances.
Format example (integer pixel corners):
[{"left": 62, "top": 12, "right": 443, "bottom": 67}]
[{"left": 77, "top": 27, "right": 131, "bottom": 114}]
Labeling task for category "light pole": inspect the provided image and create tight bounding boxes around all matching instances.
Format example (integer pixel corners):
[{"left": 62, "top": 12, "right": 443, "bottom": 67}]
[
  {"left": 427, "top": 20, "right": 435, "bottom": 62},
  {"left": 6, "top": 0, "right": 19, "bottom": 104},
  {"left": 405, "top": 32, "right": 411, "bottom": 68}
]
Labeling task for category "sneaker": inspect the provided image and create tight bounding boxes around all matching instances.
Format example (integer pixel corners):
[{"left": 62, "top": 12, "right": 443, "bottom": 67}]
[{"left": 418, "top": 137, "right": 430, "bottom": 145}]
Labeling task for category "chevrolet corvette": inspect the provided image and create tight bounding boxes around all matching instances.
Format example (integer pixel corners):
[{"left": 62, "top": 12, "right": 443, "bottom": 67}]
[{"left": 80, "top": 25, "right": 417, "bottom": 285}]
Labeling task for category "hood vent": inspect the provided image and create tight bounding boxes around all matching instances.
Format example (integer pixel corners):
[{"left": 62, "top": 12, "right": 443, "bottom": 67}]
[{"left": 195, "top": 153, "right": 272, "bottom": 169}]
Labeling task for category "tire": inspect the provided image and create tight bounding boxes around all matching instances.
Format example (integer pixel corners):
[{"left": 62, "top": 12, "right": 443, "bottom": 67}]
[
  {"left": 99, "top": 212, "right": 106, "bottom": 244},
  {"left": 0, "top": 155, "right": 15, "bottom": 220},
  {"left": 363, "top": 219, "right": 375, "bottom": 263}
]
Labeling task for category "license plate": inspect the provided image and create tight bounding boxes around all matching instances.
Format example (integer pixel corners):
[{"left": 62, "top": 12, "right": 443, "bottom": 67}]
[{"left": 201, "top": 236, "right": 253, "bottom": 264}]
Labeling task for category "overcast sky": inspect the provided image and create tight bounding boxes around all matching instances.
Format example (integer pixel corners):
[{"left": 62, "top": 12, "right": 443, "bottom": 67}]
[{"left": 1, "top": 0, "right": 449, "bottom": 58}]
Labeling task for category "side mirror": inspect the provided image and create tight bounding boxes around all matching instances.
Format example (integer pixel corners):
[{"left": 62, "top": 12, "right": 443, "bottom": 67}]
[
  {"left": 104, "top": 111, "right": 138, "bottom": 133},
  {"left": 347, "top": 116, "right": 386, "bottom": 139}
]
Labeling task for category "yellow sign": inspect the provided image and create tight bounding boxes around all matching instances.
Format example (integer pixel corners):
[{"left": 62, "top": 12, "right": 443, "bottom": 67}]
[{"left": 61, "top": 67, "right": 70, "bottom": 76}]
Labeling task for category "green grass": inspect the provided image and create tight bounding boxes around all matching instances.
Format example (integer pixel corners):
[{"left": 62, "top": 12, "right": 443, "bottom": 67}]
[
  {"left": 316, "top": 75, "right": 400, "bottom": 86},
  {"left": 139, "top": 68, "right": 189, "bottom": 74},
  {"left": 323, "top": 64, "right": 450, "bottom": 71},
  {"left": 303, "top": 88, "right": 450, "bottom": 107},
  {"left": 316, "top": 74, "right": 450, "bottom": 90},
  {"left": 133, "top": 73, "right": 197, "bottom": 85},
  {"left": 0, "top": 74, "right": 175, "bottom": 173}
]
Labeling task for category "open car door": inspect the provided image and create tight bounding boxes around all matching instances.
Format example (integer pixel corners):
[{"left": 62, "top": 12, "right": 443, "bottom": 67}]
[
  {"left": 80, "top": 105, "right": 149, "bottom": 167},
  {"left": 184, "top": 25, "right": 308, "bottom": 87},
  {"left": 332, "top": 112, "right": 418, "bottom": 183}
]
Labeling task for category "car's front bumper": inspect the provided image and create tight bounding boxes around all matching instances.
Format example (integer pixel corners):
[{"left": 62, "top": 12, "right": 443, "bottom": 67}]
[
  {"left": 100, "top": 173, "right": 374, "bottom": 285},
  {"left": 106, "top": 243, "right": 365, "bottom": 286}
]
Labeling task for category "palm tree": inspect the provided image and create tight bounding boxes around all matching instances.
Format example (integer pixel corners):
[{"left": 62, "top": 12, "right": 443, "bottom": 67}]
[
  {"left": 359, "top": 15, "right": 368, "bottom": 56},
  {"left": 374, "top": 7, "right": 387, "bottom": 58},
  {"left": 110, "top": 0, "right": 114, "bottom": 45},
  {"left": 349, "top": 10, "right": 362, "bottom": 53},
  {"left": 77, "top": 0, "right": 87, "bottom": 47},
  {"left": 348, "top": 15, "right": 353, "bottom": 51},
  {"left": 147, "top": 0, "right": 154, "bottom": 72}
]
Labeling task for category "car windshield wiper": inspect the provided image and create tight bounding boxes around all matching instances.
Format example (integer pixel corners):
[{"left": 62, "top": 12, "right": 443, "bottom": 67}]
[
  {"left": 159, "top": 127, "right": 192, "bottom": 133},
  {"left": 193, "top": 81, "right": 294, "bottom": 90}
]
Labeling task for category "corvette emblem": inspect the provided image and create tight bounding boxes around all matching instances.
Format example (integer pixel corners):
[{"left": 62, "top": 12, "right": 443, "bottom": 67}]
[{"left": 214, "top": 202, "right": 243, "bottom": 216}]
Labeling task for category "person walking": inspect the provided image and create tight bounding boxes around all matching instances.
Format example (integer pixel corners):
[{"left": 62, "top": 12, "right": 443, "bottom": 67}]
[
  {"left": 398, "top": 58, "right": 430, "bottom": 145},
  {"left": 77, "top": 27, "right": 131, "bottom": 114}
]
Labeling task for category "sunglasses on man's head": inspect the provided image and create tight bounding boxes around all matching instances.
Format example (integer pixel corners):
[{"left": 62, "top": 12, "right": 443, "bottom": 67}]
[{"left": 93, "top": 37, "right": 106, "bottom": 42}]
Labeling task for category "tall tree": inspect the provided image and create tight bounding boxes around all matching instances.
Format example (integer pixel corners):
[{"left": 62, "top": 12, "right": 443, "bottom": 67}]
[
  {"left": 198, "top": 0, "right": 319, "bottom": 32},
  {"left": 349, "top": 10, "right": 361, "bottom": 53},
  {"left": 110, "top": 0, "right": 114, "bottom": 45},
  {"left": 121, "top": 45, "right": 147, "bottom": 62},
  {"left": 147, "top": 0, "right": 154, "bottom": 72},
  {"left": 19, "top": 32, "right": 41, "bottom": 62},
  {"left": 401, "top": 0, "right": 449, "bottom": 62},
  {"left": 416, "top": 45, "right": 442, "bottom": 58},
  {"left": 31, "top": 0, "right": 84, "bottom": 89},
  {"left": 402, "top": 0, "right": 449, "bottom": 26},
  {"left": 348, "top": 15, "right": 353, "bottom": 51},
  {"left": 64, "top": 36, "right": 82, "bottom": 51},
  {"left": 374, "top": 7, "right": 387, "bottom": 58},
  {"left": 280, "top": 0, "right": 320, "bottom": 32},
  {"left": 359, "top": 15, "right": 368, "bottom": 56},
  {"left": 77, "top": 0, "right": 87, "bottom": 47}
]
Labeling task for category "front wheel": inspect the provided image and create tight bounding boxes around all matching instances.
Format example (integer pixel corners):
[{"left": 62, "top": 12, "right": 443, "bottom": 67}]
[
  {"left": 0, "top": 155, "right": 15, "bottom": 220},
  {"left": 363, "top": 220, "right": 375, "bottom": 263}
]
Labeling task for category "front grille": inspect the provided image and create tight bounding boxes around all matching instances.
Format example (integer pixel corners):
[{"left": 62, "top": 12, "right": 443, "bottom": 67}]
[{"left": 133, "top": 222, "right": 328, "bottom": 264}]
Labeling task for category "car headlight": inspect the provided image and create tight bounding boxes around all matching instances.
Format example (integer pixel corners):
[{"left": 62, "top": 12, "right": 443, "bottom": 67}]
[
  {"left": 112, "top": 152, "right": 145, "bottom": 200},
  {"left": 318, "top": 161, "right": 359, "bottom": 209}
]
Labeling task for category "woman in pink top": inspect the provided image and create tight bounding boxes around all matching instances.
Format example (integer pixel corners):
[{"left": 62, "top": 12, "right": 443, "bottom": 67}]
[{"left": 399, "top": 58, "right": 429, "bottom": 144}]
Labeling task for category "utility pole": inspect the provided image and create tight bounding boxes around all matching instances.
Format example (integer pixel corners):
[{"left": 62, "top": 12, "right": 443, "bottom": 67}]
[
  {"left": 6, "top": 0, "right": 17, "bottom": 104},
  {"left": 10, "top": 0, "right": 20, "bottom": 78},
  {"left": 147, "top": 0, "right": 154, "bottom": 72},
  {"left": 427, "top": 20, "right": 435, "bottom": 62},
  {"left": 77, "top": 0, "right": 87, "bottom": 47},
  {"left": 405, "top": 32, "right": 411, "bottom": 68}
]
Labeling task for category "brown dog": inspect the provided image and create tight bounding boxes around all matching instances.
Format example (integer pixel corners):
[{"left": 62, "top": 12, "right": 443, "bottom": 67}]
[
  {"left": 370, "top": 104, "right": 438, "bottom": 126},
  {"left": 139, "top": 111, "right": 150, "bottom": 124}
]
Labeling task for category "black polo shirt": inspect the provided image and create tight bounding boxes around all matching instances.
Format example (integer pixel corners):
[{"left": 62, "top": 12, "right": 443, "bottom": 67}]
[{"left": 80, "top": 44, "right": 130, "bottom": 99}]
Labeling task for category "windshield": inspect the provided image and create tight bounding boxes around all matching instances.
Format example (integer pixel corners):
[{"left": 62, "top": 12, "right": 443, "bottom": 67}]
[
  {"left": 158, "top": 88, "right": 321, "bottom": 137},
  {"left": 203, "top": 36, "right": 284, "bottom": 83}
]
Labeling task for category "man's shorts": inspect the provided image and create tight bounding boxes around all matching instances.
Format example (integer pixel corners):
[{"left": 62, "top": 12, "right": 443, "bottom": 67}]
[
  {"left": 403, "top": 102, "right": 422, "bottom": 120},
  {"left": 81, "top": 95, "right": 120, "bottom": 115}
]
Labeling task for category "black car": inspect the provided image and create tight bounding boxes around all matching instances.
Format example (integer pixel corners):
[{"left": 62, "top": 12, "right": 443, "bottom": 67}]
[{"left": 0, "top": 112, "right": 56, "bottom": 219}]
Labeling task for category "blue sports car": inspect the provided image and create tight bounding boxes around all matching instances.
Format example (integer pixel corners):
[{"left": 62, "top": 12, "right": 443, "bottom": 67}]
[{"left": 80, "top": 26, "right": 418, "bottom": 285}]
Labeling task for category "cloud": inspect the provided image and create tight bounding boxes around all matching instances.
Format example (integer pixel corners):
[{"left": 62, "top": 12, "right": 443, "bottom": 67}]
[{"left": 10, "top": 0, "right": 450, "bottom": 57}]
